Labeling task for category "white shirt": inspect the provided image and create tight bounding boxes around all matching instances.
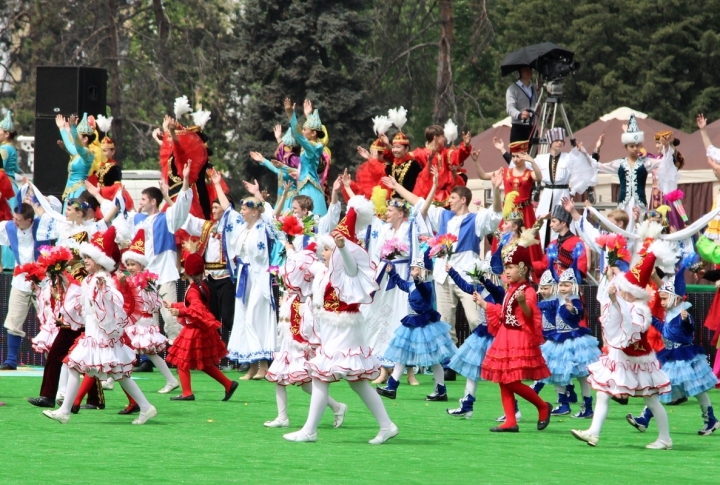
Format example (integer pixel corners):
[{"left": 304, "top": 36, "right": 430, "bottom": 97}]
[
  {"left": 289, "top": 202, "right": 341, "bottom": 252},
  {"left": 0, "top": 221, "right": 35, "bottom": 292},
  {"left": 426, "top": 201, "right": 502, "bottom": 284},
  {"left": 131, "top": 188, "right": 193, "bottom": 285}
]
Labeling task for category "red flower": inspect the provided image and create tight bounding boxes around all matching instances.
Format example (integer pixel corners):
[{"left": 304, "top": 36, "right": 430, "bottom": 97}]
[
  {"left": 38, "top": 246, "right": 74, "bottom": 268},
  {"left": 280, "top": 215, "right": 304, "bottom": 237},
  {"left": 16, "top": 262, "right": 47, "bottom": 284},
  {"left": 595, "top": 234, "right": 608, "bottom": 248}
]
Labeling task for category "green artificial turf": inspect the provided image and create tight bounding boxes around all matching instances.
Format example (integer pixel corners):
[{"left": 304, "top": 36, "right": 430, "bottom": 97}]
[{"left": 1, "top": 371, "right": 719, "bottom": 485}]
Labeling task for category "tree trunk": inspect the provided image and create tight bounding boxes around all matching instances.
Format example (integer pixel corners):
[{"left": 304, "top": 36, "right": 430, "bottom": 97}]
[
  {"left": 433, "top": 0, "right": 455, "bottom": 125},
  {"left": 106, "top": 0, "right": 123, "bottom": 163},
  {"left": 153, "top": 0, "right": 174, "bottom": 108}
]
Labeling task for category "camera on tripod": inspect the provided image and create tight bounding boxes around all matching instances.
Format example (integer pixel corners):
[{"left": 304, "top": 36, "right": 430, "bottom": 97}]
[{"left": 537, "top": 51, "right": 580, "bottom": 82}]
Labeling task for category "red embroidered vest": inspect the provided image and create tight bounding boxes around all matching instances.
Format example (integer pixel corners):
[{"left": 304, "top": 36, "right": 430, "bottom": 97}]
[
  {"left": 501, "top": 283, "right": 527, "bottom": 329},
  {"left": 621, "top": 332, "right": 652, "bottom": 357},
  {"left": 323, "top": 283, "right": 360, "bottom": 314}
]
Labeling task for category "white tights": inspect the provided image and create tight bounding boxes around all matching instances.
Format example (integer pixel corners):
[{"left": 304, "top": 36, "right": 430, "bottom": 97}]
[
  {"left": 59, "top": 369, "right": 152, "bottom": 415},
  {"left": 464, "top": 379, "right": 478, "bottom": 396},
  {"left": 56, "top": 364, "right": 68, "bottom": 398},
  {"left": 274, "top": 382, "right": 341, "bottom": 421},
  {"left": 147, "top": 353, "right": 177, "bottom": 385},
  {"left": 589, "top": 392, "right": 671, "bottom": 442},
  {"left": 301, "top": 379, "right": 391, "bottom": 435}
]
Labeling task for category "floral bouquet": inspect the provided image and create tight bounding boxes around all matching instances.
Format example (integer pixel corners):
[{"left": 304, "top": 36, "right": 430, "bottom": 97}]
[
  {"left": 275, "top": 214, "right": 314, "bottom": 243},
  {"left": 465, "top": 264, "right": 484, "bottom": 284},
  {"left": 664, "top": 189, "right": 688, "bottom": 223},
  {"left": 595, "top": 234, "right": 631, "bottom": 271},
  {"left": 17, "top": 262, "right": 47, "bottom": 285},
  {"left": 37, "top": 245, "right": 74, "bottom": 284},
  {"left": 380, "top": 238, "right": 409, "bottom": 261},
  {"left": 428, "top": 233, "right": 458, "bottom": 259},
  {"left": 130, "top": 270, "right": 159, "bottom": 293}
]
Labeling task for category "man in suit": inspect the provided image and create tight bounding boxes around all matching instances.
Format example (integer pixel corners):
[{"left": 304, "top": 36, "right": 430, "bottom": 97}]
[{"left": 506, "top": 66, "right": 538, "bottom": 143}]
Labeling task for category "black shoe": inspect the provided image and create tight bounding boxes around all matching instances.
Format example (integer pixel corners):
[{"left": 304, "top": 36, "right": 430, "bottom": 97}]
[
  {"left": 237, "top": 363, "right": 250, "bottom": 373},
  {"left": 71, "top": 404, "right": 80, "bottom": 415},
  {"left": 118, "top": 404, "right": 140, "bottom": 415},
  {"left": 28, "top": 396, "right": 55, "bottom": 408},
  {"left": 668, "top": 397, "right": 688, "bottom": 406},
  {"left": 81, "top": 403, "right": 106, "bottom": 410},
  {"left": 376, "top": 387, "right": 397, "bottom": 400},
  {"left": 170, "top": 394, "right": 196, "bottom": 401},
  {"left": 0, "top": 363, "right": 17, "bottom": 370},
  {"left": 537, "top": 402, "right": 553, "bottom": 430},
  {"left": 490, "top": 425, "right": 519, "bottom": 432},
  {"left": 425, "top": 392, "right": 448, "bottom": 402},
  {"left": 611, "top": 396, "right": 629, "bottom": 406},
  {"left": 223, "top": 381, "right": 239, "bottom": 402},
  {"left": 444, "top": 368, "right": 457, "bottom": 382},
  {"left": 134, "top": 361, "right": 154, "bottom": 373}
]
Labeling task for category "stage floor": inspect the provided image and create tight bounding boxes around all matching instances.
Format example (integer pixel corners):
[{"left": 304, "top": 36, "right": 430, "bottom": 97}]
[{"left": 1, "top": 371, "right": 719, "bottom": 484}]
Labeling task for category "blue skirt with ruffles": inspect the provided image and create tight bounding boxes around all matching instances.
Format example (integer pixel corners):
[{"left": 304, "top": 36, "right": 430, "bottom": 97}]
[
  {"left": 448, "top": 332, "right": 493, "bottom": 381},
  {"left": 383, "top": 321, "right": 456, "bottom": 367},
  {"left": 540, "top": 334, "right": 602, "bottom": 386},
  {"left": 660, "top": 353, "right": 719, "bottom": 403}
]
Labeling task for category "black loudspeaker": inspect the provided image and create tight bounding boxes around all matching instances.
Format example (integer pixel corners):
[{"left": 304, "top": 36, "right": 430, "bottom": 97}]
[
  {"left": 35, "top": 66, "right": 107, "bottom": 118},
  {"left": 33, "top": 117, "right": 74, "bottom": 198}
]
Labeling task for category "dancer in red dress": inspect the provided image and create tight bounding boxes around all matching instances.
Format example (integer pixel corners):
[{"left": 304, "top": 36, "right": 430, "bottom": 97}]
[
  {"left": 164, "top": 251, "right": 239, "bottom": 401},
  {"left": 477, "top": 228, "right": 553, "bottom": 432}
]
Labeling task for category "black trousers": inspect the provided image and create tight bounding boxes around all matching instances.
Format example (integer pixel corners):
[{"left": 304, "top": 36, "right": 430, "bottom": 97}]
[
  {"left": 39, "top": 328, "right": 104, "bottom": 405},
  {"left": 206, "top": 275, "right": 236, "bottom": 344},
  {"left": 510, "top": 123, "right": 533, "bottom": 143}
]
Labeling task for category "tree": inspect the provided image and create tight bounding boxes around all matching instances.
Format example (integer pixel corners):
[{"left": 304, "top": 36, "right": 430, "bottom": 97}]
[{"left": 225, "top": 0, "right": 377, "bottom": 200}]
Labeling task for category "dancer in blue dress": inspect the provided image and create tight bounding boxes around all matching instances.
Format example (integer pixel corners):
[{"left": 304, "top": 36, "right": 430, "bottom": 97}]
[
  {"left": 376, "top": 251, "right": 456, "bottom": 401},
  {"left": 626, "top": 270, "right": 720, "bottom": 436},
  {"left": 0, "top": 110, "right": 19, "bottom": 269},
  {"left": 284, "top": 98, "right": 327, "bottom": 216},
  {"left": 445, "top": 257, "right": 505, "bottom": 418},
  {"left": 56, "top": 113, "right": 94, "bottom": 209},
  {"left": 541, "top": 267, "right": 601, "bottom": 418}
]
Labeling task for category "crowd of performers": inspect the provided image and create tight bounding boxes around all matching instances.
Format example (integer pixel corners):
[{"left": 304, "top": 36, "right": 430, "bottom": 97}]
[{"left": 1, "top": 99, "right": 720, "bottom": 450}]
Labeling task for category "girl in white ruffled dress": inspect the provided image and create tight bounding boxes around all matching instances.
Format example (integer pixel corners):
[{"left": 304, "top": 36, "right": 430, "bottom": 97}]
[
  {"left": 283, "top": 197, "right": 398, "bottom": 444},
  {"left": 42, "top": 227, "right": 157, "bottom": 425},
  {"left": 264, "top": 240, "right": 348, "bottom": 429}
]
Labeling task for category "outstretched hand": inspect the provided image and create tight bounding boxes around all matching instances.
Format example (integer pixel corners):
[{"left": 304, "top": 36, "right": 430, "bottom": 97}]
[
  {"left": 333, "top": 233, "right": 346, "bottom": 248},
  {"left": 182, "top": 159, "right": 192, "bottom": 181},
  {"left": 284, "top": 97, "right": 295, "bottom": 118},
  {"left": 462, "top": 131, "right": 472, "bottom": 145},
  {"left": 249, "top": 151, "right": 265, "bottom": 163},
  {"left": 357, "top": 146, "right": 370, "bottom": 160},
  {"left": 303, "top": 99, "right": 313, "bottom": 117},
  {"left": 210, "top": 169, "right": 222, "bottom": 186},
  {"left": 492, "top": 137, "right": 505, "bottom": 152},
  {"left": 697, "top": 113, "right": 707, "bottom": 130},
  {"left": 381, "top": 175, "right": 399, "bottom": 190},
  {"left": 490, "top": 170, "right": 503, "bottom": 189},
  {"left": 243, "top": 179, "right": 261, "bottom": 197}
]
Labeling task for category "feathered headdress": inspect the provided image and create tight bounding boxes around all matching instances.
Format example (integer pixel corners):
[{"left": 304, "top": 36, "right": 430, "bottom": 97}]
[
  {"left": 388, "top": 107, "right": 408, "bottom": 132},
  {"left": 174, "top": 95, "right": 192, "bottom": 119},
  {"left": 95, "top": 114, "right": 113, "bottom": 134},
  {"left": 372, "top": 115, "right": 393, "bottom": 136},
  {"left": 444, "top": 119, "right": 458, "bottom": 145},
  {"left": 191, "top": 110, "right": 211, "bottom": 130},
  {"left": 371, "top": 186, "right": 388, "bottom": 217}
]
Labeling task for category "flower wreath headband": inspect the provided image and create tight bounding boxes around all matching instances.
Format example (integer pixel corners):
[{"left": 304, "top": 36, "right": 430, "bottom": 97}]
[
  {"left": 387, "top": 199, "right": 411, "bottom": 211},
  {"left": 66, "top": 198, "right": 90, "bottom": 211},
  {"left": 240, "top": 198, "right": 264, "bottom": 211}
]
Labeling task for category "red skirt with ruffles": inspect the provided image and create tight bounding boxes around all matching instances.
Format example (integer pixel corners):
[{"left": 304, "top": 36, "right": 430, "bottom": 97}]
[
  {"left": 481, "top": 325, "right": 550, "bottom": 384},
  {"left": 166, "top": 325, "right": 228, "bottom": 371}
]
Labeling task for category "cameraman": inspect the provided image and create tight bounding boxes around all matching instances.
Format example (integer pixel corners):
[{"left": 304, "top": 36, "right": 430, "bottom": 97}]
[{"left": 506, "top": 66, "right": 537, "bottom": 143}]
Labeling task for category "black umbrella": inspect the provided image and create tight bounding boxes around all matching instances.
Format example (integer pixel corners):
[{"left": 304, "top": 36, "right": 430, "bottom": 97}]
[{"left": 500, "top": 42, "right": 574, "bottom": 76}]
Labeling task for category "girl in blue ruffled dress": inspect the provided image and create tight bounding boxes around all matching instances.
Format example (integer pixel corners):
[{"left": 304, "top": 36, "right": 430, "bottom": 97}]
[
  {"left": 445, "top": 258, "right": 505, "bottom": 418},
  {"left": 626, "top": 270, "right": 720, "bottom": 436},
  {"left": 540, "top": 267, "right": 601, "bottom": 419},
  {"left": 376, "top": 253, "right": 456, "bottom": 401}
]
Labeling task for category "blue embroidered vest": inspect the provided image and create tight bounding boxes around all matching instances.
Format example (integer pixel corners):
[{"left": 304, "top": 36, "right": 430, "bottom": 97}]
[
  {"left": 133, "top": 213, "right": 176, "bottom": 255},
  {"left": 438, "top": 210, "right": 480, "bottom": 255},
  {"left": 6, "top": 219, "right": 52, "bottom": 263},
  {"left": 617, "top": 160, "right": 648, "bottom": 207}
]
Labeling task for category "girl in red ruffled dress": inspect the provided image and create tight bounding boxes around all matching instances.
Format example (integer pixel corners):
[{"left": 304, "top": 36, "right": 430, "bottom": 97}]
[
  {"left": 477, "top": 229, "right": 552, "bottom": 432},
  {"left": 164, "top": 251, "right": 239, "bottom": 402}
]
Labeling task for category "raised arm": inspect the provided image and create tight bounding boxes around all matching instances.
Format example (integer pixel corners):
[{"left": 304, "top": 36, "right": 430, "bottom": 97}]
[
  {"left": 419, "top": 166, "right": 439, "bottom": 219},
  {"left": 275, "top": 181, "right": 293, "bottom": 217},
  {"left": 165, "top": 160, "right": 193, "bottom": 232},
  {"left": 698, "top": 114, "right": 712, "bottom": 150},
  {"left": 469, "top": 149, "right": 493, "bottom": 180},
  {"left": 57, "top": 115, "right": 78, "bottom": 156},
  {"left": 381, "top": 174, "right": 419, "bottom": 206}
]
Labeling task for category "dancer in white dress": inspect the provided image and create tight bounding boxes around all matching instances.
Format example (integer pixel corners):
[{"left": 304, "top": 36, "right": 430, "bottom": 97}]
[
  {"left": 222, "top": 186, "right": 277, "bottom": 380},
  {"left": 283, "top": 196, "right": 398, "bottom": 444},
  {"left": 571, "top": 239, "right": 674, "bottom": 449},
  {"left": 42, "top": 226, "right": 157, "bottom": 425},
  {"left": 264, "top": 241, "right": 348, "bottom": 429}
]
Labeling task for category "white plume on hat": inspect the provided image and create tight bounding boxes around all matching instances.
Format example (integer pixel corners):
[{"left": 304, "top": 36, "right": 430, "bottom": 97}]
[
  {"left": 173, "top": 95, "right": 192, "bottom": 119},
  {"left": 444, "top": 119, "right": 458, "bottom": 144},
  {"left": 192, "top": 109, "right": 212, "bottom": 130},
  {"left": 95, "top": 114, "right": 113, "bottom": 134},
  {"left": 347, "top": 195, "right": 374, "bottom": 233},
  {"left": 388, "top": 107, "right": 408, "bottom": 131},
  {"left": 372, "top": 115, "right": 393, "bottom": 136}
]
